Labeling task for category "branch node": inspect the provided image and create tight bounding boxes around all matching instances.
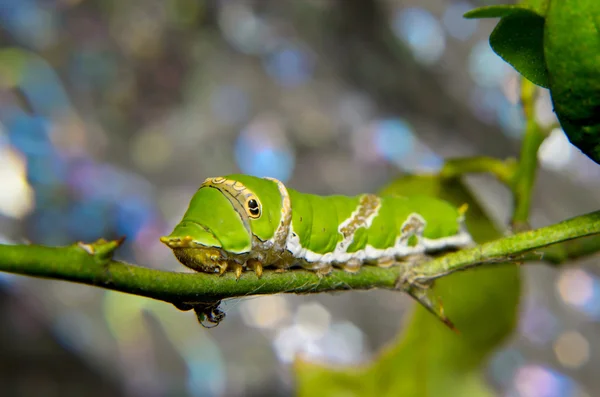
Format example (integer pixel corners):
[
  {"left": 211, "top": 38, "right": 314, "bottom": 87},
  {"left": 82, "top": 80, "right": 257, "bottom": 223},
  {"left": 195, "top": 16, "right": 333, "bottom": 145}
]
[
  {"left": 77, "top": 238, "right": 125, "bottom": 263},
  {"left": 395, "top": 272, "right": 457, "bottom": 331}
]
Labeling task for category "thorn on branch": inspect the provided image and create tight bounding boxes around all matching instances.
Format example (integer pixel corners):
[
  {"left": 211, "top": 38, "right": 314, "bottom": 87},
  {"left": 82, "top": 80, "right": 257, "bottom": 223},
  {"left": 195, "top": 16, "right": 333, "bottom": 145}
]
[{"left": 77, "top": 237, "right": 125, "bottom": 263}]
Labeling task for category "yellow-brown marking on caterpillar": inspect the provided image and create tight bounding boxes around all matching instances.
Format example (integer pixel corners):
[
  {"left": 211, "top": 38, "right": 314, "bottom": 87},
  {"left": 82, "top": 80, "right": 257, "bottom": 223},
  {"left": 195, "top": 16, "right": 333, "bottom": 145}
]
[
  {"left": 339, "top": 194, "right": 381, "bottom": 239},
  {"left": 398, "top": 214, "right": 426, "bottom": 246},
  {"left": 401, "top": 214, "right": 425, "bottom": 234},
  {"left": 202, "top": 177, "right": 259, "bottom": 234},
  {"left": 265, "top": 177, "right": 292, "bottom": 250},
  {"left": 336, "top": 194, "right": 381, "bottom": 252},
  {"left": 208, "top": 177, "right": 226, "bottom": 184}
]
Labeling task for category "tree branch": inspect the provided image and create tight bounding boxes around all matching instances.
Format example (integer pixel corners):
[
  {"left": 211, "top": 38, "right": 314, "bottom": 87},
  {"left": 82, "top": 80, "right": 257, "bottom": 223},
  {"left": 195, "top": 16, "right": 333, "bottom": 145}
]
[
  {"left": 0, "top": 209, "right": 599, "bottom": 320},
  {"left": 0, "top": 240, "right": 399, "bottom": 304}
]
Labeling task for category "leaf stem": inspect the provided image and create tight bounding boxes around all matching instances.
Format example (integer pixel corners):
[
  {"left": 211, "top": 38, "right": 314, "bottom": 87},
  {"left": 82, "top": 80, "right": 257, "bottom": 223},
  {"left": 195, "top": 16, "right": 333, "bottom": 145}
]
[
  {"left": 511, "top": 78, "right": 547, "bottom": 230},
  {"left": 440, "top": 156, "right": 517, "bottom": 185}
]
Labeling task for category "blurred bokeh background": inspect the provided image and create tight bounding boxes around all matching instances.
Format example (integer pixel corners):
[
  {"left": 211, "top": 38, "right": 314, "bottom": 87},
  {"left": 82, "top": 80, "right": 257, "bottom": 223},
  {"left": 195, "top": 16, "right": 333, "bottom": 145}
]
[{"left": 1, "top": 0, "right": 600, "bottom": 396}]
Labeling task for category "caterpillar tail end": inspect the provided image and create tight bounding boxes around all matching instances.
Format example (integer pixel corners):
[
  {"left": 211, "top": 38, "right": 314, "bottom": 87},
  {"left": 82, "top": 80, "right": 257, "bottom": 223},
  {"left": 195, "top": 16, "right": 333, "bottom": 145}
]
[{"left": 405, "top": 285, "right": 459, "bottom": 333}]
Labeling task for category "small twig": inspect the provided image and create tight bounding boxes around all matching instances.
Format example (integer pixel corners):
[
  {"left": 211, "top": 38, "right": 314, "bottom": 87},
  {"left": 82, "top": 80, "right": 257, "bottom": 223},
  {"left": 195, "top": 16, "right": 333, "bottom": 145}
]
[
  {"left": 440, "top": 156, "right": 518, "bottom": 186},
  {"left": 524, "top": 234, "right": 600, "bottom": 265},
  {"left": 511, "top": 79, "right": 548, "bottom": 231},
  {"left": 401, "top": 210, "right": 600, "bottom": 285}
]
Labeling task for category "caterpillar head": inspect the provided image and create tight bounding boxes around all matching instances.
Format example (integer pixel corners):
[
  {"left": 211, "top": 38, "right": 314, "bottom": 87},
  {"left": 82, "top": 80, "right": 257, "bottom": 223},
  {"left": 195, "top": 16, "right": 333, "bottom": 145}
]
[{"left": 160, "top": 175, "right": 284, "bottom": 273}]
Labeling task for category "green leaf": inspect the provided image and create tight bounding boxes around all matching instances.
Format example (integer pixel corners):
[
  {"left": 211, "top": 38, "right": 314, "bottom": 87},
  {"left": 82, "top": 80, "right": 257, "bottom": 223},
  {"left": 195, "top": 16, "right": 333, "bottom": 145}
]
[
  {"left": 464, "top": 0, "right": 548, "bottom": 19},
  {"left": 463, "top": 1, "right": 549, "bottom": 88},
  {"left": 295, "top": 175, "right": 521, "bottom": 397},
  {"left": 489, "top": 12, "right": 549, "bottom": 88},
  {"left": 464, "top": 5, "right": 540, "bottom": 19},
  {"left": 544, "top": 0, "right": 600, "bottom": 164},
  {"left": 522, "top": 0, "right": 549, "bottom": 15}
]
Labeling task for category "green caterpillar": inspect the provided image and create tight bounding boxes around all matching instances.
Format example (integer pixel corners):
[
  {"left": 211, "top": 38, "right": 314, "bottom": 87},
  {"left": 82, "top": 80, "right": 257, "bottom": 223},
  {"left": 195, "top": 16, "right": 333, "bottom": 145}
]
[{"left": 161, "top": 174, "right": 473, "bottom": 278}]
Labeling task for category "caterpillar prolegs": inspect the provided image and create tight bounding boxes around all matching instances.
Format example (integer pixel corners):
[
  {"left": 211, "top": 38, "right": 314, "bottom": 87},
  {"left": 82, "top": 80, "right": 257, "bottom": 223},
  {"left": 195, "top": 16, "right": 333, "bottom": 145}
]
[{"left": 160, "top": 174, "right": 473, "bottom": 278}]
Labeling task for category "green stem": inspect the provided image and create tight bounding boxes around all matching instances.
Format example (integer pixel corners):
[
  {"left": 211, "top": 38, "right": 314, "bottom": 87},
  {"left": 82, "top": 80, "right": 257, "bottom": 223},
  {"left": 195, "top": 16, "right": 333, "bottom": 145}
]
[
  {"left": 1, "top": 210, "right": 599, "bottom": 308},
  {"left": 0, "top": 241, "right": 399, "bottom": 304},
  {"left": 525, "top": 234, "right": 600, "bottom": 265},
  {"left": 511, "top": 79, "right": 547, "bottom": 230},
  {"left": 440, "top": 156, "right": 517, "bottom": 185},
  {"left": 407, "top": 210, "right": 600, "bottom": 283}
]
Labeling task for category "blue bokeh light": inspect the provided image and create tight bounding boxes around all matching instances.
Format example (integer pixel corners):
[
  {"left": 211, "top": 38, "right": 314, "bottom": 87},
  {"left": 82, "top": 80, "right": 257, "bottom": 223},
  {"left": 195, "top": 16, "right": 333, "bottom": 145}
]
[
  {"left": 392, "top": 7, "right": 446, "bottom": 65},
  {"left": 567, "top": 275, "right": 600, "bottom": 321},
  {"left": 579, "top": 283, "right": 600, "bottom": 320},
  {"left": 469, "top": 87, "right": 505, "bottom": 125},
  {"left": 66, "top": 200, "right": 110, "bottom": 242},
  {"left": 0, "top": 0, "right": 58, "bottom": 49},
  {"left": 264, "top": 43, "right": 315, "bottom": 87},
  {"left": 498, "top": 100, "right": 525, "bottom": 138},
  {"left": 468, "top": 40, "right": 509, "bottom": 87},
  {"left": 442, "top": 2, "right": 478, "bottom": 41},
  {"left": 253, "top": 148, "right": 294, "bottom": 182},
  {"left": 186, "top": 356, "right": 226, "bottom": 397},
  {"left": 489, "top": 347, "right": 526, "bottom": 388},
  {"left": 373, "top": 118, "right": 416, "bottom": 163},
  {"left": 115, "top": 196, "right": 155, "bottom": 238},
  {"left": 5, "top": 111, "right": 54, "bottom": 157},
  {"left": 21, "top": 58, "right": 71, "bottom": 115},
  {"left": 511, "top": 364, "right": 578, "bottom": 397},
  {"left": 234, "top": 118, "right": 295, "bottom": 182},
  {"left": 519, "top": 297, "right": 560, "bottom": 345},
  {"left": 26, "top": 154, "right": 68, "bottom": 186},
  {"left": 235, "top": 144, "right": 295, "bottom": 183},
  {"left": 30, "top": 208, "right": 69, "bottom": 244}
]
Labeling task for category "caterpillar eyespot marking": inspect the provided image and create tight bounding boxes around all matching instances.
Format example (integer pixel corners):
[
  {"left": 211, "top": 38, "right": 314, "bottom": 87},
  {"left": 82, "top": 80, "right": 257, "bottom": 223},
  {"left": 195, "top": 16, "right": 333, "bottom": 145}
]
[
  {"left": 161, "top": 174, "right": 473, "bottom": 278},
  {"left": 245, "top": 197, "right": 261, "bottom": 218}
]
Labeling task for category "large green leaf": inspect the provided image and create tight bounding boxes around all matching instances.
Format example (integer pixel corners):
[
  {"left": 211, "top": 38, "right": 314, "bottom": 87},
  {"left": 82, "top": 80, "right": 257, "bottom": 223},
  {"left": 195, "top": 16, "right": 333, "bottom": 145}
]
[
  {"left": 464, "top": 0, "right": 548, "bottom": 19},
  {"left": 524, "top": 0, "right": 550, "bottom": 15},
  {"left": 295, "top": 175, "right": 521, "bottom": 397},
  {"left": 464, "top": 5, "right": 541, "bottom": 19},
  {"left": 466, "top": 0, "right": 600, "bottom": 165},
  {"left": 464, "top": 2, "right": 549, "bottom": 88},
  {"left": 544, "top": 0, "right": 600, "bottom": 164},
  {"left": 489, "top": 12, "right": 549, "bottom": 88}
]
